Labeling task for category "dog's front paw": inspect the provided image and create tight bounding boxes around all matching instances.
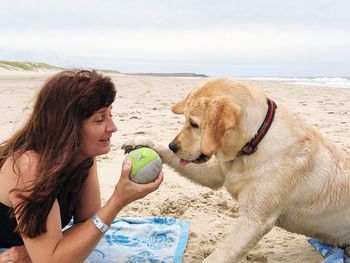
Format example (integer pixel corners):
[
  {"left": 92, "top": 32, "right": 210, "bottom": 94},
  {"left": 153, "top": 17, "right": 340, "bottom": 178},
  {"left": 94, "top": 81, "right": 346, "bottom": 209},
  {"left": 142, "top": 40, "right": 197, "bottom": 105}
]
[
  {"left": 202, "top": 247, "right": 238, "bottom": 263},
  {"left": 121, "top": 136, "right": 156, "bottom": 154}
]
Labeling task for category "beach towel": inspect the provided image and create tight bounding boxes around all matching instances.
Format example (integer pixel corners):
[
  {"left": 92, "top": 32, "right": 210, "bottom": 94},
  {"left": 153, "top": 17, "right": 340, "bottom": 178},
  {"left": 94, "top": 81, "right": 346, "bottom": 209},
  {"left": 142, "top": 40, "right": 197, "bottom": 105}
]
[
  {"left": 0, "top": 217, "right": 190, "bottom": 263},
  {"left": 85, "top": 216, "right": 189, "bottom": 263},
  {"left": 308, "top": 238, "right": 350, "bottom": 263}
]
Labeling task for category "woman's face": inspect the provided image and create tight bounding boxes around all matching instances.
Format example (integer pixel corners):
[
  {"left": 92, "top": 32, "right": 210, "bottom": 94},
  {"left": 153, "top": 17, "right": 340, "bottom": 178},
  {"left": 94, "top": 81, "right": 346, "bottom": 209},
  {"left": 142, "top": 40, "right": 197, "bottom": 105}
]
[{"left": 78, "top": 105, "right": 117, "bottom": 160}]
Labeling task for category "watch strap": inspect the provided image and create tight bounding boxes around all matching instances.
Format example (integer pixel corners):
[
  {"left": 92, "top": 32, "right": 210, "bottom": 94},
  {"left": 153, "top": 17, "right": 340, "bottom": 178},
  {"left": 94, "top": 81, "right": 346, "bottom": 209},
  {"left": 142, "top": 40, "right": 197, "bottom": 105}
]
[{"left": 91, "top": 214, "right": 109, "bottom": 233}]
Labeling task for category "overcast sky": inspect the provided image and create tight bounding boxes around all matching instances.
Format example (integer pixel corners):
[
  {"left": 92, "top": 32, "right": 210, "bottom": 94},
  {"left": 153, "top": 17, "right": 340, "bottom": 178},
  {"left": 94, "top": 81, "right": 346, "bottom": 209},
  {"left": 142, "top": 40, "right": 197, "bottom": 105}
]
[{"left": 1, "top": 0, "right": 349, "bottom": 76}]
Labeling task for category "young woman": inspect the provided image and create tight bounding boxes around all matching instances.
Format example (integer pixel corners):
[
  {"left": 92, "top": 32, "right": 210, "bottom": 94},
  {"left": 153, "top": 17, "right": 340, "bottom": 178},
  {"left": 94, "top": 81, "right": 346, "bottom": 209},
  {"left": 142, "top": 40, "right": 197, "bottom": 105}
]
[{"left": 0, "top": 70, "right": 163, "bottom": 263}]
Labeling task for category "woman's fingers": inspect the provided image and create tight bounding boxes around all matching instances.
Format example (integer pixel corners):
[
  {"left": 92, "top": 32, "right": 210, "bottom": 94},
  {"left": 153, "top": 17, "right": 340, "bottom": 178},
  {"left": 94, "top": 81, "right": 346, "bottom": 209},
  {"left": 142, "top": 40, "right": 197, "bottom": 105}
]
[
  {"left": 0, "top": 249, "right": 29, "bottom": 263},
  {"left": 120, "top": 160, "right": 132, "bottom": 180},
  {"left": 139, "top": 171, "right": 164, "bottom": 191},
  {"left": 152, "top": 171, "right": 164, "bottom": 187},
  {"left": 0, "top": 246, "right": 32, "bottom": 263}
]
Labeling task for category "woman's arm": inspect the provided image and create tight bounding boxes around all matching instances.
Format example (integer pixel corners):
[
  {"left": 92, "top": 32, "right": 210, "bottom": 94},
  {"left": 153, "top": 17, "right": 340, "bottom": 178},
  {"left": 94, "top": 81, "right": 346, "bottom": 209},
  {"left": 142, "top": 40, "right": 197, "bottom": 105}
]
[
  {"left": 72, "top": 157, "right": 101, "bottom": 223},
  {"left": 10, "top": 154, "right": 163, "bottom": 263}
]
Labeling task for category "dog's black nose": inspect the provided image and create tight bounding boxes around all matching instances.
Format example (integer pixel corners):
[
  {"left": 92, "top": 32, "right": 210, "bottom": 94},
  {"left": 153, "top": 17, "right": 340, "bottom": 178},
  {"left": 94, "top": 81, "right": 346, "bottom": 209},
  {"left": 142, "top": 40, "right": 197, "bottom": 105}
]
[{"left": 168, "top": 142, "right": 178, "bottom": 153}]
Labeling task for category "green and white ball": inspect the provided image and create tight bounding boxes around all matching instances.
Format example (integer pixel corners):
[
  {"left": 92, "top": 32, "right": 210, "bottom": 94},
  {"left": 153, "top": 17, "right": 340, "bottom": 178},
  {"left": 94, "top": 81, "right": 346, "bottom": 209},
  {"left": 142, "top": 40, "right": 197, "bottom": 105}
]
[{"left": 125, "top": 147, "right": 162, "bottom": 184}]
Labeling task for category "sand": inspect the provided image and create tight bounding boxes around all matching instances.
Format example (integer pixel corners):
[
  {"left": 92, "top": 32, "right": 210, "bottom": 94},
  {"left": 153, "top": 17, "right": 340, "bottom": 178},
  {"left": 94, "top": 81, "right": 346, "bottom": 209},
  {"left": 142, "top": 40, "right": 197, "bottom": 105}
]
[{"left": 1, "top": 71, "right": 349, "bottom": 262}]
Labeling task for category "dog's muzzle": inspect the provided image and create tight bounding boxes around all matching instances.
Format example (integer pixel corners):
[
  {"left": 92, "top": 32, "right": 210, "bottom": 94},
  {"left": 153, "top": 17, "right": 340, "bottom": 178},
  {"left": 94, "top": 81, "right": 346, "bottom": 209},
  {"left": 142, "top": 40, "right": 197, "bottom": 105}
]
[{"left": 192, "top": 153, "right": 210, "bottom": 164}]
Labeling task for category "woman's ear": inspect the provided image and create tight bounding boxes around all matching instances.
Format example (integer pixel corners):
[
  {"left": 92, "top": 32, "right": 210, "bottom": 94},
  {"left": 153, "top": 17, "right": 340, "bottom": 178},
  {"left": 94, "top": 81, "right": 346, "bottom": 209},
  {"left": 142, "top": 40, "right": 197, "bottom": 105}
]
[
  {"left": 200, "top": 99, "right": 241, "bottom": 155},
  {"left": 171, "top": 93, "right": 190, "bottom": 114}
]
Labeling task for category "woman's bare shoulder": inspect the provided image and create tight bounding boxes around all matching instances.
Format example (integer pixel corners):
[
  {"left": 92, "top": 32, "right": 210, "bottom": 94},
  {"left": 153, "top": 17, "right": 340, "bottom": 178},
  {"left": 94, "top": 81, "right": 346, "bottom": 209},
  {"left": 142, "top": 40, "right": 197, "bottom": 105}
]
[
  {"left": 17, "top": 150, "right": 40, "bottom": 163},
  {"left": 12, "top": 150, "right": 41, "bottom": 182},
  {"left": 0, "top": 151, "right": 41, "bottom": 205}
]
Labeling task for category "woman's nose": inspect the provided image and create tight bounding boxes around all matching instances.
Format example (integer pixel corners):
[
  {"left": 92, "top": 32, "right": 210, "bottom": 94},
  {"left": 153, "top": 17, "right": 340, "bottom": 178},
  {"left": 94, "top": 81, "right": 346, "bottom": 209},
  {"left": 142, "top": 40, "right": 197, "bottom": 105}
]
[{"left": 107, "top": 118, "right": 118, "bottom": 133}]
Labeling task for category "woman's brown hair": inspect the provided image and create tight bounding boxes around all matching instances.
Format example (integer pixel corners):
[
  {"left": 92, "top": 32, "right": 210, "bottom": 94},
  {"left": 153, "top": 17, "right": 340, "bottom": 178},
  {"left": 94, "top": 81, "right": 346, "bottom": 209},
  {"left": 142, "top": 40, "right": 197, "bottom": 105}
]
[{"left": 0, "top": 70, "right": 116, "bottom": 238}]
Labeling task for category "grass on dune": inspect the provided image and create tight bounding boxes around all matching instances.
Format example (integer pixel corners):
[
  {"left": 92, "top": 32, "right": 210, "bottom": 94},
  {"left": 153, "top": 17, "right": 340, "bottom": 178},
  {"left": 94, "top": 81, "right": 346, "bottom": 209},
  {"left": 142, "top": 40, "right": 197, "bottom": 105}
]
[{"left": 0, "top": 61, "right": 63, "bottom": 71}]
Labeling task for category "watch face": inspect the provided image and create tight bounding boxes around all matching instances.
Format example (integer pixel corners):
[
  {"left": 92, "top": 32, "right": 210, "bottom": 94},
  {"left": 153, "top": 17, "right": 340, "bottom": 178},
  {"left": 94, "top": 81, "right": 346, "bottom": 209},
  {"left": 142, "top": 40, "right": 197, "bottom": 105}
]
[{"left": 92, "top": 215, "right": 109, "bottom": 233}]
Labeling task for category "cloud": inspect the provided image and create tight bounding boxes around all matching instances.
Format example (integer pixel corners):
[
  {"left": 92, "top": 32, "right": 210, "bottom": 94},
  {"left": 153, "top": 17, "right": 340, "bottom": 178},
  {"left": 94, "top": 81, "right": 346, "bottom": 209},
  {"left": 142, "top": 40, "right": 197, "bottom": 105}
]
[
  {"left": 1, "top": 0, "right": 349, "bottom": 75},
  {"left": 1, "top": 0, "right": 349, "bottom": 31},
  {"left": 2, "top": 26, "right": 349, "bottom": 60}
]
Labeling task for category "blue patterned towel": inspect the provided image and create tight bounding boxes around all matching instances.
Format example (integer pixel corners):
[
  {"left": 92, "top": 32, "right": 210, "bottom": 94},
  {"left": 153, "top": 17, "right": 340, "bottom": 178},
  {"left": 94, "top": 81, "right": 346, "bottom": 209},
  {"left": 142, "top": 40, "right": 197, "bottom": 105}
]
[
  {"left": 85, "top": 217, "right": 189, "bottom": 263},
  {"left": 1, "top": 217, "right": 189, "bottom": 263},
  {"left": 308, "top": 238, "right": 350, "bottom": 263}
]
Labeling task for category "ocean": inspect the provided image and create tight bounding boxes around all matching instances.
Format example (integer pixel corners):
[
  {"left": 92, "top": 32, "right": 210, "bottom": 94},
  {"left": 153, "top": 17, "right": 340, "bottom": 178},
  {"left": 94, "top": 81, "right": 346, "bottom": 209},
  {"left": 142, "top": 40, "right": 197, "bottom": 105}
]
[{"left": 237, "top": 77, "right": 350, "bottom": 89}]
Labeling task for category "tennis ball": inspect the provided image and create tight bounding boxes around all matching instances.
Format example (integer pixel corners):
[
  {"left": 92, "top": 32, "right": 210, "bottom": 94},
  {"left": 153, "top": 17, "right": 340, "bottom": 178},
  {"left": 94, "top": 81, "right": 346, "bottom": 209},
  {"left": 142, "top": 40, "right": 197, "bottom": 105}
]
[{"left": 124, "top": 147, "right": 162, "bottom": 184}]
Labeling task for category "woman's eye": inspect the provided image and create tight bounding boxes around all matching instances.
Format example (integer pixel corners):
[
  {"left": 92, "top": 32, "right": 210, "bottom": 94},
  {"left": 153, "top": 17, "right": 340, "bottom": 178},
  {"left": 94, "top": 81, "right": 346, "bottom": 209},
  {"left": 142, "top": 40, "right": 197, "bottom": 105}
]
[
  {"left": 190, "top": 120, "right": 199, "bottom": 128},
  {"left": 96, "top": 115, "right": 104, "bottom": 122}
]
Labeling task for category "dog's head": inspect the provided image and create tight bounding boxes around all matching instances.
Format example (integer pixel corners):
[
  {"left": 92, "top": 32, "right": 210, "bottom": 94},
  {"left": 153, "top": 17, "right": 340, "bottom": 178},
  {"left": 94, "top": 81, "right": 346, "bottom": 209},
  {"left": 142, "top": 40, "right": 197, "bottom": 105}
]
[{"left": 169, "top": 78, "right": 259, "bottom": 165}]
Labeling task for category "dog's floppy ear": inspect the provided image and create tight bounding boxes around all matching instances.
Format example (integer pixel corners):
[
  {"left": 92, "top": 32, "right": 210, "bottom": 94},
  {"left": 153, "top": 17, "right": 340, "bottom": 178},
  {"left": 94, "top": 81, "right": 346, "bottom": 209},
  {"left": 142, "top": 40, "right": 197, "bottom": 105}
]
[
  {"left": 201, "top": 99, "right": 241, "bottom": 155},
  {"left": 171, "top": 93, "right": 190, "bottom": 114}
]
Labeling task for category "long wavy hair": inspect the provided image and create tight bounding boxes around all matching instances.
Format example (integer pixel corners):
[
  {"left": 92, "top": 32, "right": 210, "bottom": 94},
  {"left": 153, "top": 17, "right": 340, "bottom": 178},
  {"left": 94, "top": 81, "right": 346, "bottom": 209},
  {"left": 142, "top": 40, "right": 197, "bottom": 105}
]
[{"left": 0, "top": 70, "right": 116, "bottom": 238}]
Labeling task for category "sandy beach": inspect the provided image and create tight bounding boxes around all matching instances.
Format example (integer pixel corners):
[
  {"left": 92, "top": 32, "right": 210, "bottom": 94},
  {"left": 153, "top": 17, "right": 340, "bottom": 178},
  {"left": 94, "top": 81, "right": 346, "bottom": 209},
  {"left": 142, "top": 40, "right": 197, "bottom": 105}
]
[{"left": 1, "top": 71, "right": 349, "bottom": 263}]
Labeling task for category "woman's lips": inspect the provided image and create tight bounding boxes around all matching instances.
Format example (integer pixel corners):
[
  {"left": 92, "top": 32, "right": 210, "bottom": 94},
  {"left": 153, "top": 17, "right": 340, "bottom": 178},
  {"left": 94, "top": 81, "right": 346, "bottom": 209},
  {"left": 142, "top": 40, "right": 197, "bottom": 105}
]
[{"left": 99, "top": 138, "right": 111, "bottom": 145}]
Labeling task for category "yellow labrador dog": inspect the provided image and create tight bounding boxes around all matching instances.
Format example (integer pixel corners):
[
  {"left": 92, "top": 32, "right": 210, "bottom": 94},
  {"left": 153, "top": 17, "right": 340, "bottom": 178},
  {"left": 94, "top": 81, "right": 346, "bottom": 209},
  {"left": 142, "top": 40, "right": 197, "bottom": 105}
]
[{"left": 123, "top": 78, "right": 350, "bottom": 262}]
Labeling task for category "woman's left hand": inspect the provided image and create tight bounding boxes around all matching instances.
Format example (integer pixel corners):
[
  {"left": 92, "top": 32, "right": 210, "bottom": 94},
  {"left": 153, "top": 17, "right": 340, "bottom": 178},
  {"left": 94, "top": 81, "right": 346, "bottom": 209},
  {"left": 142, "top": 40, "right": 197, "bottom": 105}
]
[
  {"left": 0, "top": 246, "right": 32, "bottom": 263},
  {"left": 113, "top": 160, "right": 164, "bottom": 207}
]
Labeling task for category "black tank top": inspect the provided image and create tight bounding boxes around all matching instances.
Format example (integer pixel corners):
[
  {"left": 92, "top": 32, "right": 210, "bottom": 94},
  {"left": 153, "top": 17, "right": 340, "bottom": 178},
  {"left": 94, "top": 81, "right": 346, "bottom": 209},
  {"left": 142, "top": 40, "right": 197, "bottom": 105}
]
[{"left": 0, "top": 202, "right": 73, "bottom": 248}]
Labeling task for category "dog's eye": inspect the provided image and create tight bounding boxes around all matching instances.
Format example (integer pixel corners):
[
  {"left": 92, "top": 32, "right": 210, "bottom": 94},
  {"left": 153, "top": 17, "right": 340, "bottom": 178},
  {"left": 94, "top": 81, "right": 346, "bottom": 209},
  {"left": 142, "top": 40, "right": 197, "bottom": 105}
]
[{"left": 190, "top": 119, "right": 199, "bottom": 128}]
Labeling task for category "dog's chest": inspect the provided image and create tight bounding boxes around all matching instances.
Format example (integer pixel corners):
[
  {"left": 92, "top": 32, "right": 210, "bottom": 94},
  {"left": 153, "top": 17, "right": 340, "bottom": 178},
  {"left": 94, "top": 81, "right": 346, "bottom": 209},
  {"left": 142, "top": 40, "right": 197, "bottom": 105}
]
[{"left": 223, "top": 168, "right": 255, "bottom": 199}]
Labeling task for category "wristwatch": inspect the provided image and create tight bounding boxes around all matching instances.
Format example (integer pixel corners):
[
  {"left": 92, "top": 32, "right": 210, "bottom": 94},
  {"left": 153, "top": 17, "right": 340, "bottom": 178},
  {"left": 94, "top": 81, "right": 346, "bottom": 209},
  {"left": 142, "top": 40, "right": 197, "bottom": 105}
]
[{"left": 91, "top": 214, "right": 110, "bottom": 233}]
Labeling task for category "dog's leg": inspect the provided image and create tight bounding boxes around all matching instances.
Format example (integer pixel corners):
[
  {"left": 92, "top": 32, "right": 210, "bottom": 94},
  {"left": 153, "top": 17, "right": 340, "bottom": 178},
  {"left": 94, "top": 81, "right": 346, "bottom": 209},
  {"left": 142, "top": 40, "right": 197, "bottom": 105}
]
[
  {"left": 202, "top": 216, "right": 276, "bottom": 263},
  {"left": 159, "top": 149, "right": 225, "bottom": 189},
  {"left": 203, "top": 173, "right": 289, "bottom": 263},
  {"left": 122, "top": 136, "right": 225, "bottom": 188}
]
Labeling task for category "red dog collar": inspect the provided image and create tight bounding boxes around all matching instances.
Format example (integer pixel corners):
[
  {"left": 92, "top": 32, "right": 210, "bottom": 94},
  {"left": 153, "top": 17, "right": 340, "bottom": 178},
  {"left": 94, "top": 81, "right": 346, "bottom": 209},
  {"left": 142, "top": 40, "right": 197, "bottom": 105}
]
[{"left": 238, "top": 98, "right": 277, "bottom": 156}]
